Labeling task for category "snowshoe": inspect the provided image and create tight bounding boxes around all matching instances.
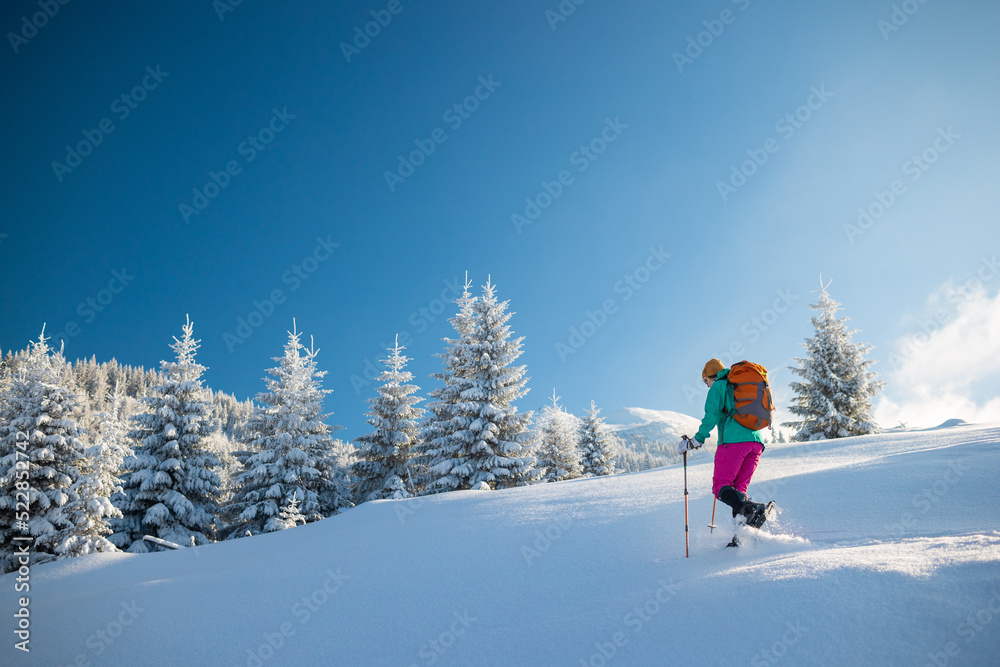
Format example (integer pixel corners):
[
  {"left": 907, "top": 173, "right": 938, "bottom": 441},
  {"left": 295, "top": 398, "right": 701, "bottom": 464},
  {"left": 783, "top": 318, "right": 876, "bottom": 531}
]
[{"left": 744, "top": 501, "right": 776, "bottom": 529}]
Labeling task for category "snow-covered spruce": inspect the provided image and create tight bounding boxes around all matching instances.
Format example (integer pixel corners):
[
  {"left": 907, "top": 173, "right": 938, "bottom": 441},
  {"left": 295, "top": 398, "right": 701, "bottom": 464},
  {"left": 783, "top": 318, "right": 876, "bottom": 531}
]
[
  {"left": 202, "top": 429, "right": 241, "bottom": 508},
  {"left": 352, "top": 336, "right": 424, "bottom": 503},
  {"left": 0, "top": 331, "right": 93, "bottom": 572},
  {"left": 421, "top": 279, "right": 537, "bottom": 492},
  {"left": 274, "top": 495, "right": 307, "bottom": 530},
  {"left": 784, "top": 279, "right": 886, "bottom": 441},
  {"left": 113, "top": 317, "right": 222, "bottom": 552},
  {"left": 412, "top": 275, "right": 477, "bottom": 492},
  {"left": 56, "top": 382, "right": 133, "bottom": 559},
  {"left": 579, "top": 401, "right": 618, "bottom": 477},
  {"left": 532, "top": 390, "right": 583, "bottom": 483},
  {"left": 225, "top": 323, "right": 352, "bottom": 536}
]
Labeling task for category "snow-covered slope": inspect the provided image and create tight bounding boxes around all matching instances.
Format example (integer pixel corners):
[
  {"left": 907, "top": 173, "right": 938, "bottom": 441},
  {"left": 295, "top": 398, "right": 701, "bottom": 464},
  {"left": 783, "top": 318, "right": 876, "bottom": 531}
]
[{"left": 5, "top": 423, "right": 1000, "bottom": 666}]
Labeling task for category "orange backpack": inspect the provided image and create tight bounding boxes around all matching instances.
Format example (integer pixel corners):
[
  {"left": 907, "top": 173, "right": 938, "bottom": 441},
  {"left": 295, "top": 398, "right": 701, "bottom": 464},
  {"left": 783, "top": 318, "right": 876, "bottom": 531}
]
[{"left": 725, "top": 361, "right": 774, "bottom": 431}]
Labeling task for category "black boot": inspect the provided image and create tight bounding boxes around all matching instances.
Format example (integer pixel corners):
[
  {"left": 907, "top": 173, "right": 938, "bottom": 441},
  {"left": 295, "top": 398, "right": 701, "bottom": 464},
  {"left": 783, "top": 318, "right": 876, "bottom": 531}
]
[
  {"left": 718, "top": 486, "right": 750, "bottom": 518},
  {"left": 719, "top": 486, "right": 768, "bottom": 528}
]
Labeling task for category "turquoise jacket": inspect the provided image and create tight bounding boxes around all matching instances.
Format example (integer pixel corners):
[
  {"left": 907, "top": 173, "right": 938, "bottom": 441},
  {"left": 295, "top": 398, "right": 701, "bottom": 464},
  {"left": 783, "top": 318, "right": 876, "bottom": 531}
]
[{"left": 694, "top": 368, "right": 765, "bottom": 448}]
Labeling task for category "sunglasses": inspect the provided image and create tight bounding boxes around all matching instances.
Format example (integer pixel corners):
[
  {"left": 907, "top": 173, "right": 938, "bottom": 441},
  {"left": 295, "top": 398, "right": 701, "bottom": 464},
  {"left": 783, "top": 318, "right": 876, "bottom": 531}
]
[{"left": 703, "top": 376, "right": 713, "bottom": 386}]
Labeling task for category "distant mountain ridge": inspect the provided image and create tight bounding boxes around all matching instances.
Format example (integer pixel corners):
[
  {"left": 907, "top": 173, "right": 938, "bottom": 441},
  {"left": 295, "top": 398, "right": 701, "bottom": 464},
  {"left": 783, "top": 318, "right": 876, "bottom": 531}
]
[{"left": 602, "top": 407, "right": 713, "bottom": 464}]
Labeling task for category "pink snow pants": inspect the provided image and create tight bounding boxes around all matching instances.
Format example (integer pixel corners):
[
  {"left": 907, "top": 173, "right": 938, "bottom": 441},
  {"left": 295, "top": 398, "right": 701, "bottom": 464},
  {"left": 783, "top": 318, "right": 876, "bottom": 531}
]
[{"left": 712, "top": 442, "right": 764, "bottom": 498}]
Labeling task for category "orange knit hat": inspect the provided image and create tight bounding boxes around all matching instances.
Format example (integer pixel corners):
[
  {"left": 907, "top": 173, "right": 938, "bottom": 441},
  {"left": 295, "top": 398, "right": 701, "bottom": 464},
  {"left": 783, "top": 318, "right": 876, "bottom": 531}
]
[{"left": 702, "top": 358, "right": 725, "bottom": 381}]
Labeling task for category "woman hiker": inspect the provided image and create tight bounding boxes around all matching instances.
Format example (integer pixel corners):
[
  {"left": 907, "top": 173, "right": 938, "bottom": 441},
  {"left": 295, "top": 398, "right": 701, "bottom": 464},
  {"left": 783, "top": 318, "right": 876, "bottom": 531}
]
[{"left": 681, "top": 358, "right": 774, "bottom": 540}]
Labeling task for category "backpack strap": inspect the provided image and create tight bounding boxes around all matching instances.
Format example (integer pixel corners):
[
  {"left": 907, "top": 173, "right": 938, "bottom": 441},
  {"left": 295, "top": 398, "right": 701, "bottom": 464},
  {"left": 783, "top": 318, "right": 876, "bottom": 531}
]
[{"left": 718, "top": 378, "right": 735, "bottom": 446}]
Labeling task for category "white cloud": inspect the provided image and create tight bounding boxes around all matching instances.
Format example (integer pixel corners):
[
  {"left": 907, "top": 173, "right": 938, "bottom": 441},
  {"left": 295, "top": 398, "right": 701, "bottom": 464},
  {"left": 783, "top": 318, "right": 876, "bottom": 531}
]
[{"left": 876, "top": 262, "right": 1000, "bottom": 428}]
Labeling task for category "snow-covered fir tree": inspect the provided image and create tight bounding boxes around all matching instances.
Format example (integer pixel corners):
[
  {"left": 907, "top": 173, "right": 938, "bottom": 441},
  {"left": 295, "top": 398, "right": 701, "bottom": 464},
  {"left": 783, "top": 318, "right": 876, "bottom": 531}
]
[
  {"left": 413, "top": 275, "right": 477, "bottom": 492},
  {"left": 207, "top": 391, "right": 256, "bottom": 442},
  {"left": 352, "top": 335, "right": 424, "bottom": 503},
  {"left": 768, "top": 429, "right": 789, "bottom": 444},
  {"left": 784, "top": 279, "right": 886, "bottom": 441},
  {"left": 203, "top": 429, "right": 240, "bottom": 507},
  {"left": 641, "top": 447, "right": 655, "bottom": 471},
  {"left": 532, "top": 390, "right": 583, "bottom": 483},
  {"left": 0, "top": 330, "right": 89, "bottom": 572},
  {"left": 328, "top": 439, "right": 359, "bottom": 494},
  {"left": 113, "top": 316, "right": 221, "bottom": 551},
  {"left": 579, "top": 401, "right": 617, "bottom": 477},
  {"left": 55, "top": 383, "right": 133, "bottom": 559},
  {"left": 275, "top": 495, "right": 306, "bottom": 530},
  {"left": 422, "top": 279, "right": 537, "bottom": 492},
  {"left": 226, "top": 323, "right": 352, "bottom": 536}
]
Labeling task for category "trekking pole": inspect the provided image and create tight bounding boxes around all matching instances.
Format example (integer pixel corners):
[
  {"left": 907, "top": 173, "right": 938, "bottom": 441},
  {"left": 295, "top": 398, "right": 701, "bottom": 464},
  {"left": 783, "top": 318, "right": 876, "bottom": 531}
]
[
  {"left": 708, "top": 496, "right": 718, "bottom": 534},
  {"left": 683, "top": 448, "right": 690, "bottom": 558}
]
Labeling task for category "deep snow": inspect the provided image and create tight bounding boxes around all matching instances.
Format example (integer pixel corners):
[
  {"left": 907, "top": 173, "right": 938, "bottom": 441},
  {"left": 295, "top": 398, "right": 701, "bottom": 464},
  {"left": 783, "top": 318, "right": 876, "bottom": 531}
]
[{"left": 4, "top": 422, "right": 999, "bottom": 666}]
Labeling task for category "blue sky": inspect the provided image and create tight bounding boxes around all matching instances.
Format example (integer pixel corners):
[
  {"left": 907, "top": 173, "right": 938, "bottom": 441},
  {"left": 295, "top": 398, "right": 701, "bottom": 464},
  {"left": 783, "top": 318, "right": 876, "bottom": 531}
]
[{"left": 2, "top": 0, "right": 998, "bottom": 438}]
